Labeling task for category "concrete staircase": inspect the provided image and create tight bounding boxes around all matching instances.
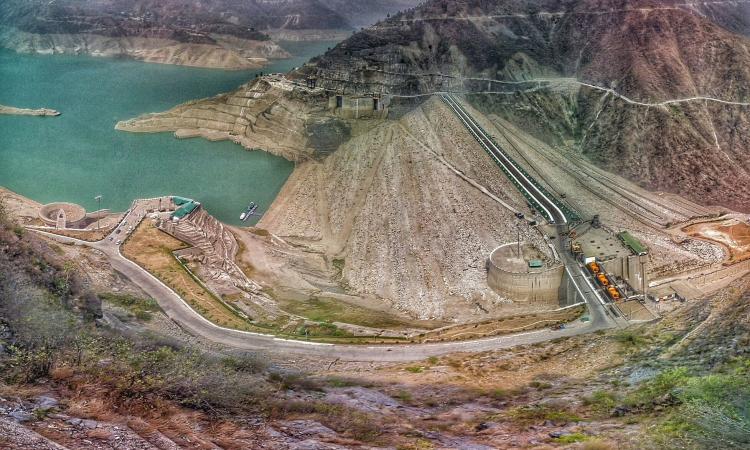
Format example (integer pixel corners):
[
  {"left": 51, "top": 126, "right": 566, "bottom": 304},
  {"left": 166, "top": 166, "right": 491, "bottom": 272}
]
[{"left": 161, "top": 208, "right": 258, "bottom": 291}]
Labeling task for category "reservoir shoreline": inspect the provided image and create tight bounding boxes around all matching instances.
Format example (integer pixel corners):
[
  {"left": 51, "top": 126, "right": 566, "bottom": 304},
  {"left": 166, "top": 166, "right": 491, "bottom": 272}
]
[
  {"left": 0, "top": 104, "right": 60, "bottom": 116},
  {"left": 0, "top": 42, "right": 337, "bottom": 225}
]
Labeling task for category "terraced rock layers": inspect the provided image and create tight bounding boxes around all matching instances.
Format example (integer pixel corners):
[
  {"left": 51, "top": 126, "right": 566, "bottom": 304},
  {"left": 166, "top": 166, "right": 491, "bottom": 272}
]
[
  {"left": 297, "top": 0, "right": 750, "bottom": 212},
  {"left": 0, "top": 104, "right": 59, "bottom": 116},
  {"left": 0, "top": 27, "right": 289, "bottom": 69},
  {"left": 160, "top": 208, "right": 258, "bottom": 292},
  {"left": 116, "top": 77, "right": 349, "bottom": 161}
]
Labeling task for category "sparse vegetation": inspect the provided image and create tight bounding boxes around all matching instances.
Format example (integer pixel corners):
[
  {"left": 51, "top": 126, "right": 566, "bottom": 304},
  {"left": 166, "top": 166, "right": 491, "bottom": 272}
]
[
  {"left": 395, "top": 390, "right": 413, "bottom": 403},
  {"left": 122, "top": 222, "right": 251, "bottom": 330},
  {"left": 552, "top": 432, "right": 589, "bottom": 443},
  {"left": 278, "top": 295, "right": 431, "bottom": 330},
  {"left": 417, "top": 306, "right": 585, "bottom": 342},
  {"left": 584, "top": 390, "right": 618, "bottom": 416},
  {"left": 625, "top": 367, "right": 689, "bottom": 409},
  {"left": 636, "top": 361, "right": 750, "bottom": 449},
  {"left": 268, "top": 400, "right": 383, "bottom": 442},
  {"left": 99, "top": 292, "right": 161, "bottom": 321},
  {"left": 614, "top": 330, "right": 650, "bottom": 349},
  {"left": 0, "top": 219, "right": 383, "bottom": 447},
  {"left": 505, "top": 404, "right": 582, "bottom": 425},
  {"left": 529, "top": 380, "right": 552, "bottom": 390}
]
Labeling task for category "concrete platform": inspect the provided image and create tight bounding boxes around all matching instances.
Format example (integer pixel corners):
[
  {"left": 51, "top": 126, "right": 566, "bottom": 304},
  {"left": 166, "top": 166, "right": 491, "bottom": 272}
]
[{"left": 577, "top": 227, "right": 630, "bottom": 261}]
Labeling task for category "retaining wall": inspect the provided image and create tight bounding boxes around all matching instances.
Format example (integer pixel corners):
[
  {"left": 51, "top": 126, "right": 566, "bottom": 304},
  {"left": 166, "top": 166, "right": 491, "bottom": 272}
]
[{"left": 487, "top": 244, "right": 564, "bottom": 304}]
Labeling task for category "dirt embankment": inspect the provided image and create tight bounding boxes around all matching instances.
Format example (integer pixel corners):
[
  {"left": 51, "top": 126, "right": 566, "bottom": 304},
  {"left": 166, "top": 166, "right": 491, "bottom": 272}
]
[
  {"left": 0, "top": 104, "right": 59, "bottom": 116},
  {"left": 117, "top": 87, "right": 560, "bottom": 321},
  {"left": 115, "top": 78, "right": 336, "bottom": 161},
  {"left": 683, "top": 218, "right": 750, "bottom": 264},
  {"left": 255, "top": 96, "right": 554, "bottom": 321}
]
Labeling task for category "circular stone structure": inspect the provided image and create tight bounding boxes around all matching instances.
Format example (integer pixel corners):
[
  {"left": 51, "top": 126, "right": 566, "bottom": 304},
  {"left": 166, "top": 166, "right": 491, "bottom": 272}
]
[
  {"left": 39, "top": 202, "right": 86, "bottom": 228},
  {"left": 487, "top": 242, "right": 564, "bottom": 304}
]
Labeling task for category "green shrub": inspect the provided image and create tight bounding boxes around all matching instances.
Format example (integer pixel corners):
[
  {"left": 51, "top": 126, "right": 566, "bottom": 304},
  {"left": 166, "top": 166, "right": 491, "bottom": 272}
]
[
  {"left": 99, "top": 292, "right": 161, "bottom": 321},
  {"left": 12, "top": 225, "right": 25, "bottom": 237},
  {"left": 395, "top": 390, "right": 413, "bottom": 403},
  {"left": 326, "top": 377, "right": 361, "bottom": 388},
  {"left": 658, "top": 372, "right": 750, "bottom": 449},
  {"left": 613, "top": 330, "right": 648, "bottom": 348},
  {"left": 490, "top": 388, "right": 509, "bottom": 400},
  {"left": 625, "top": 367, "right": 690, "bottom": 408},
  {"left": 584, "top": 390, "right": 618, "bottom": 416},
  {"left": 635, "top": 360, "right": 750, "bottom": 449},
  {"left": 552, "top": 432, "right": 589, "bottom": 443},
  {"left": 530, "top": 380, "right": 552, "bottom": 390}
]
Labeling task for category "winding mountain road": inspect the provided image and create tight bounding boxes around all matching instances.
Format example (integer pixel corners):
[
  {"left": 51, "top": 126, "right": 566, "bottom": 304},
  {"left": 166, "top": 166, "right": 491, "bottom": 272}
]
[{"left": 32, "top": 98, "right": 622, "bottom": 362}]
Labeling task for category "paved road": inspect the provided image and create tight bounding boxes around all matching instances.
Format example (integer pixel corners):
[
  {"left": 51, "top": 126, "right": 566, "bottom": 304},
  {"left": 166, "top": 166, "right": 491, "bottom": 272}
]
[
  {"left": 441, "top": 94, "right": 620, "bottom": 330},
  {"left": 33, "top": 233, "right": 607, "bottom": 363},
  {"left": 38, "top": 228, "right": 608, "bottom": 361},
  {"left": 32, "top": 100, "right": 624, "bottom": 362}
]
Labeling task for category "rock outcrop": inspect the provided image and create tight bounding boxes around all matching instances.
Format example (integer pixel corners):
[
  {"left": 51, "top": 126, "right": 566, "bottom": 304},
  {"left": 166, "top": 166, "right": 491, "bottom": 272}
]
[
  {"left": 293, "top": 0, "right": 750, "bottom": 211},
  {"left": 0, "top": 0, "right": 422, "bottom": 68},
  {"left": 116, "top": 76, "right": 348, "bottom": 161},
  {"left": 0, "top": 104, "right": 60, "bottom": 116},
  {"left": 0, "top": 26, "right": 289, "bottom": 70}
]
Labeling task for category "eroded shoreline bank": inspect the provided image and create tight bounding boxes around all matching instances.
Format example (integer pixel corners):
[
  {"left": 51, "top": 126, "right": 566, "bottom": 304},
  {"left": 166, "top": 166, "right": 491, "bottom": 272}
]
[{"left": 0, "top": 104, "right": 60, "bottom": 116}]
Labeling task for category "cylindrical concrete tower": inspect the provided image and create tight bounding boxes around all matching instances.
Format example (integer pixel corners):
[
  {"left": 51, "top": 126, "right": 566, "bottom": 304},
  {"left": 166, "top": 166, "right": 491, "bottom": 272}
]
[{"left": 487, "top": 242, "right": 564, "bottom": 304}]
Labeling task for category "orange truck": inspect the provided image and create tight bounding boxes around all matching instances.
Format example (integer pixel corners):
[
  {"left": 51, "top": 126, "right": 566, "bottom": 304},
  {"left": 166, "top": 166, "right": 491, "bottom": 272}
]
[
  {"left": 597, "top": 273, "right": 610, "bottom": 286},
  {"left": 587, "top": 261, "right": 600, "bottom": 274},
  {"left": 607, "top": 286, "right": 621, "bottom": 301}
]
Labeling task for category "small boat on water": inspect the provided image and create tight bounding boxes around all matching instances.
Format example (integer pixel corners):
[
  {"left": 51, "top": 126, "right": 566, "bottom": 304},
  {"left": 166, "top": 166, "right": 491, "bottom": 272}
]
[{"left": 240, "top": 202, "right": 259, "bottom": 221}]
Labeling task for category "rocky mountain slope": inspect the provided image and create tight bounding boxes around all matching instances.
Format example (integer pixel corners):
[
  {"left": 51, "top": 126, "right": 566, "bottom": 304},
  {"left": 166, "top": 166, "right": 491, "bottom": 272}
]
[
  {"left": 114, "top": 0, "right": 750, "bottom": 318},
  {"left": 296, "top": 0, "right": 750, "bottom": 211},
  {"left": 116, "top": 79, "right": 555, "bottom": 320},
  {"left": 323, "top": 0, "right": 424, "bottom": 28},
  {"left": 2, "top": 193, "right": 750, "bottom": 448},
  {"left": 0, "top": 0, "right": 421, "bottom": 68}
]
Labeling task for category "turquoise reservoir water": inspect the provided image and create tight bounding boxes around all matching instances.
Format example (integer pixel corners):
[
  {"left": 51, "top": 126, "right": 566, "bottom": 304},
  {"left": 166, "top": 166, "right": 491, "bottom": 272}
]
[{"left": 0, "top": 41, "right": 335, "bottom": 225}]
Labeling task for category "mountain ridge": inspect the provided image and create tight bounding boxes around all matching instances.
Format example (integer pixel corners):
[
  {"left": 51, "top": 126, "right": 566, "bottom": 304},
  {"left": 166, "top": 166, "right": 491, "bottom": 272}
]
[
  {"left": 295, "top": 0, "right": 750, "bottom": 211},
  {"left": 0, "top": 0, "right": 421, "bottom": 68}
]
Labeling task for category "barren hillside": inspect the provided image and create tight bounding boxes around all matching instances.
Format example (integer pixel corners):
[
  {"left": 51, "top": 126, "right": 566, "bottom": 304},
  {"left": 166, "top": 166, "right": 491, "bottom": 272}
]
[
  {"left": 114, "top": 0, "right": 750, "bottom": 316},
  {"left": 259, "top": 97, "right": 557, "bottom": 319},
  {"left": 0, "top": 0, "right": 421, "bottom": 68},
  {"left": 295, "top": 0, "right": 750, "bottom": 211}
]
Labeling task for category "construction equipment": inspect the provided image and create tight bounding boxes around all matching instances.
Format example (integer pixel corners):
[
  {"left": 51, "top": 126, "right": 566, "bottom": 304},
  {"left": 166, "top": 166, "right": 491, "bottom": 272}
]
[
  {"left": 607, "top": 286, "right": 622, "bottom": 301},
  {"left": 587, "top": 261, "right": 601, "bottom": 274},
  {"left": 597, "top": 273, "right": 610, "bottom": 286}
]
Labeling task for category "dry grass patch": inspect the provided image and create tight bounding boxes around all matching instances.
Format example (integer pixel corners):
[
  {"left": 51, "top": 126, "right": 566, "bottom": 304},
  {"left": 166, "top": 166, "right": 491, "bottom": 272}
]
[
  {"left": 417, "top": 306, "right": 585, "bottom": 343},
  {"left": 122, "top": 222, "right": 250, "bottom": 330},
  {"left": 42, "top": 227, "right": 113, "bottom": 242}
]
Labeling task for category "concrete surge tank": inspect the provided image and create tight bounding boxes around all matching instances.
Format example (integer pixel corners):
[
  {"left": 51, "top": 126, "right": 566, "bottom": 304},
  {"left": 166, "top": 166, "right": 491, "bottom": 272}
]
[
  {"left": 39, "top": 202, "right": 87, "bottom": 228},
  {"left": 487, "top": 242, "right": 564, "bottom": 304}
]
